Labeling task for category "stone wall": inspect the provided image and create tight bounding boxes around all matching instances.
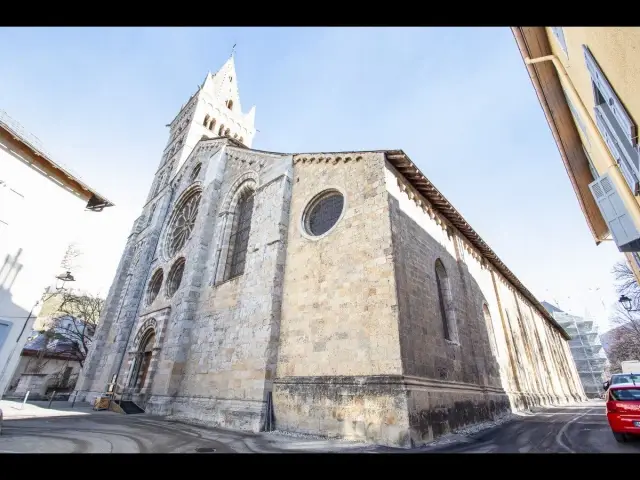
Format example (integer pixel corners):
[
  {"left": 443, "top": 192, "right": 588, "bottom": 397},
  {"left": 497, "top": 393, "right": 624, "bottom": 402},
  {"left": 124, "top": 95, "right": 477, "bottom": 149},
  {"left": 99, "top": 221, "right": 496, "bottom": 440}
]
[
  {"left": 145, "top": 143, "right": 292, "bottom": 431},
  {"left": 384, "top": 161, "right": 585, "bottom": 445},
  {"left": 273, "top": 152, "right": 408, "bottom": 445}
]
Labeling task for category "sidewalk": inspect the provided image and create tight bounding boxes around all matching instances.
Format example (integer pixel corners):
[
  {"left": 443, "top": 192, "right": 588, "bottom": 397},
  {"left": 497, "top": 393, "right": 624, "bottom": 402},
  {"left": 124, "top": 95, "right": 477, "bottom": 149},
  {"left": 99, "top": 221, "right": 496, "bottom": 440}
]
[{"left": 0, "top": 399, "right": 97, "bottom": 421}]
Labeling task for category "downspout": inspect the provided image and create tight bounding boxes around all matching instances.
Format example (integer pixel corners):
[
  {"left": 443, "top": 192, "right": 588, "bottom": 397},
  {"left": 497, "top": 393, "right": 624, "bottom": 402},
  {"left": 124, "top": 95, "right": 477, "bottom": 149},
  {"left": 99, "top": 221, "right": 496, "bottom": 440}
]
[{"left": 524, "top": 54, "right": 640, "bottom": 233}]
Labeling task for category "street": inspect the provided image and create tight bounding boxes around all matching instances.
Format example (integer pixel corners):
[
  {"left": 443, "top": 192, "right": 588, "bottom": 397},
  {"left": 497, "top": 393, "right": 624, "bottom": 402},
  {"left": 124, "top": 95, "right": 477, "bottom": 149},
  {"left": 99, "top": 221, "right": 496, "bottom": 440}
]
[
  {"left": 0, "top": 399, "right": 638, "bottom": 453},
  {"left": 420, "top": 401, "right": 640, "bottom": 453}
]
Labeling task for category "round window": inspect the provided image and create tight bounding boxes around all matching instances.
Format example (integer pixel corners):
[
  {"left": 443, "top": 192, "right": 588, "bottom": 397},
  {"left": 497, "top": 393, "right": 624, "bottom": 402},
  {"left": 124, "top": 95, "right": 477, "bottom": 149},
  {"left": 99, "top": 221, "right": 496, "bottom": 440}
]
[
  {"left": 304, "top": 190, "right": 345, "bottom": 237},
  {"left": 165, "top": 189, "right": 202, "bottom": 259}
]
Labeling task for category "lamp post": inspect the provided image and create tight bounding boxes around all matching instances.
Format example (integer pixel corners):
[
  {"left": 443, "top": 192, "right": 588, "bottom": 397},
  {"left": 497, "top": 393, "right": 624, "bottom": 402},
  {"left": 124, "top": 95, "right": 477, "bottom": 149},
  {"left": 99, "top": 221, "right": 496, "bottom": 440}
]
[
  {"left": 0, "top": 270, "right": 76, "bottom": 396},
  {"left": 54, "top": 271, "right": 75, "bottom": 291},
  {"left": 618, "top": 295, "right": 637, "bottom": 312}
]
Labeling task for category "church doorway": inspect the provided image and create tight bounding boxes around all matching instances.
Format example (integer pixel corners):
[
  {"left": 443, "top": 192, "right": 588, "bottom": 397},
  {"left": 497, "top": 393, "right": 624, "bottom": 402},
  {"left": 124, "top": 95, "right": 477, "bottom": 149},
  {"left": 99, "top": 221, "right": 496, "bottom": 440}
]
[{"left": 130, "top": 331, "right": 156, "bottom": 391}]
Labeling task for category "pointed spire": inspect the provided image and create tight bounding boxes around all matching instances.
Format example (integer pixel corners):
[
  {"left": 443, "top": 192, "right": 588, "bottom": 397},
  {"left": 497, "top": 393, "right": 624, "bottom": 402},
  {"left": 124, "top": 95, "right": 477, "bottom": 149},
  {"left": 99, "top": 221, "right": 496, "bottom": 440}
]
[
  {"left": 200, "top": 71, "right": 211, "bottom": 88},
  {"left": 246, "top": 105, "right": 256, "bottom": 123}
]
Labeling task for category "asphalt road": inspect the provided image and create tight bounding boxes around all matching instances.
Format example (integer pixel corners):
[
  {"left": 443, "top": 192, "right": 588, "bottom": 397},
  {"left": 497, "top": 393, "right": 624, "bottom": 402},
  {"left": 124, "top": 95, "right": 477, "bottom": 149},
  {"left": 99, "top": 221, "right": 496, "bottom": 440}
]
[
  {"left": 425, "top": 401, "right": 640, "bottom": 453},
  {"left": 1, "top": 399, "right": 639, "bottom": 453}
]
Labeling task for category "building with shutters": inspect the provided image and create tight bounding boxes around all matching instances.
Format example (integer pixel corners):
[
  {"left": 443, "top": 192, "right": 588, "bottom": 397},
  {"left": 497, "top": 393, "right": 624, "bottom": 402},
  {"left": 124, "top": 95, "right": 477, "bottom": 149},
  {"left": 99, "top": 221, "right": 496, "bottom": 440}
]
[
  {"left": 512, "top": 27, "right": 640, "bottom": 282},
  {"left": 74, "top": 54, "right": 586, "bottom": 448},
  {"left": 0, "top": 110, "right": 113, "bottom": 396}
]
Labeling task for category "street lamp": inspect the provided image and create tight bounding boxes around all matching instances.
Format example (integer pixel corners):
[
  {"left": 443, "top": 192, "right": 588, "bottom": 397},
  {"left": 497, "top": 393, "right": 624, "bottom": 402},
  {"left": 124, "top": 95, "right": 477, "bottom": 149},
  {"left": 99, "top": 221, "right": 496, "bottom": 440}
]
[
  {"left": 54, "top": 271, "right": 75, "bottom": 291},
  {"left": 619, "top": 295, "right": 634, "bottom": 312}
]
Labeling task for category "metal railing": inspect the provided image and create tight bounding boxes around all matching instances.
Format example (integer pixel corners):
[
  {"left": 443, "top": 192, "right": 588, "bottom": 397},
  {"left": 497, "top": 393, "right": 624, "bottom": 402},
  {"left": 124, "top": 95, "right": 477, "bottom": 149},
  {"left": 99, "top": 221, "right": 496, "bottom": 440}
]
[
  {"left": 0, "top": 108, "right": 86, "bottom": 186},
  {"left": 0, "top": 109, "right": 49, "bottom": 156}
]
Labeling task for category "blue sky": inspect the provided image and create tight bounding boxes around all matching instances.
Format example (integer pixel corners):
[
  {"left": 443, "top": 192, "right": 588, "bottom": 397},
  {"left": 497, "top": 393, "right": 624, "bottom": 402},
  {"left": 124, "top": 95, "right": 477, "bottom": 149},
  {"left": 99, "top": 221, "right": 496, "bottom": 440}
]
[{"left": 0, "top": 27, "right": 625, "bottom": 330}]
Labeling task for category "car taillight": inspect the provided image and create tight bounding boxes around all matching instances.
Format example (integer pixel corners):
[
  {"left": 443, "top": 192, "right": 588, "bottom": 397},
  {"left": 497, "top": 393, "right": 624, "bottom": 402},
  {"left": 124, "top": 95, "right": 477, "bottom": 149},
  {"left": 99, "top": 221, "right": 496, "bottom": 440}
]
[{"left": 607, "top": 401, "right": 618, "bottom": 413}]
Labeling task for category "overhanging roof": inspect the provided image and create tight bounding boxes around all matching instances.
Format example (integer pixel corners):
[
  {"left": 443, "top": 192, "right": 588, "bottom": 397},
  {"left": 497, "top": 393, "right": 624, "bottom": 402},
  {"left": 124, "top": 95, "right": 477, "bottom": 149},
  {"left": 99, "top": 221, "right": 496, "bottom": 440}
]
[
  {"left": 385, "top": 149, "right": 571, "bottom": 340},
  {"left": 511, "top": 27, "right": 607, "bottom": 243},
  {"left": 0, "top": 110, "right": 114, "bottom": 211}
]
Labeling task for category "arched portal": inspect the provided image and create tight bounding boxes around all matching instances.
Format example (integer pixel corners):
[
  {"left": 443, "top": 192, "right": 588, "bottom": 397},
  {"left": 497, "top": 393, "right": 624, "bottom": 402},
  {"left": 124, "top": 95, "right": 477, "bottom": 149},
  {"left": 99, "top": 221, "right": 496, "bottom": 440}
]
[{"left": 129, "top": 330, "right": 156, "bottom": 390}]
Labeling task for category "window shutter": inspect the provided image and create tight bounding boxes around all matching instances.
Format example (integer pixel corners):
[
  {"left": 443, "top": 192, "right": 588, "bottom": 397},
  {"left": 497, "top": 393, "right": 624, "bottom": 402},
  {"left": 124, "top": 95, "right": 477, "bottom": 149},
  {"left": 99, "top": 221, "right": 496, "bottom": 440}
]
[
  {"left": 595, "top": 108, "right": 638, "bottom": 190},
  {"left": 563, "top": 88, "right": 589, "bottom": 143},
  {"left": 583, "top": 45, "right": 637, "bottom": 145},
  {"left": 589, "top": 174, "right": 638, "bottom": 247},
  {"left": 595, "top": 109, "right": 621, "bottom": 159},
  {"left": 551, "top": 27, "right": 568, "bottom": 55}
]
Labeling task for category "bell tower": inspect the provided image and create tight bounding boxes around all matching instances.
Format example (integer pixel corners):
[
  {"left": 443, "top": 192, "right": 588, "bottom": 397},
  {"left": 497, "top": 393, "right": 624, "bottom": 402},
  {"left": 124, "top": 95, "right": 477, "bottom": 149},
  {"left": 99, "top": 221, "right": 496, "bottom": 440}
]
[{"left": 144, "top": 53, "right": 257, "bottom": 210}]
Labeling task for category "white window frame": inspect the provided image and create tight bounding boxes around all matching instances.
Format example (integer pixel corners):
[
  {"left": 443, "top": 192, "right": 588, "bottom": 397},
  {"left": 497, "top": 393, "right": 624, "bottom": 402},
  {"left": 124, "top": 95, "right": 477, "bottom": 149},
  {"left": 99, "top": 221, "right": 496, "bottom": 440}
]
[
  {"left": 550, "top": 27, "right": 568, "bottom": 56},
  {"left": 583, "top": 45, "right": 637, "bottom": 146},
  {"left": 583, "top": 45, "right": 640, "bottom": 192}
]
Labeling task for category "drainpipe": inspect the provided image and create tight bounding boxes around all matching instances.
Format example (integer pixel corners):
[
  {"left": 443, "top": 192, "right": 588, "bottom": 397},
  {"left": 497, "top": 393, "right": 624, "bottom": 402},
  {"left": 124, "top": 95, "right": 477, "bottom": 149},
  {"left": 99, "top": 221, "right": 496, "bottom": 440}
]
[{"left": 525, "top": 54, "right": 640, "bottom": 232}]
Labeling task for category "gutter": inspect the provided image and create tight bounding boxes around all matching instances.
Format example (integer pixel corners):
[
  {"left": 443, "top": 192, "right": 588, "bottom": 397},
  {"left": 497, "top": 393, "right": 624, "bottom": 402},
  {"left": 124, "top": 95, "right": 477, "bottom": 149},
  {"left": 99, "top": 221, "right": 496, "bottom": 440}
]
[
  {"left": 511, "top": 27, "right": 605, "bottom": 244},
  {"left": 523, "top": 51, "right": 640, "bottom": 236}
]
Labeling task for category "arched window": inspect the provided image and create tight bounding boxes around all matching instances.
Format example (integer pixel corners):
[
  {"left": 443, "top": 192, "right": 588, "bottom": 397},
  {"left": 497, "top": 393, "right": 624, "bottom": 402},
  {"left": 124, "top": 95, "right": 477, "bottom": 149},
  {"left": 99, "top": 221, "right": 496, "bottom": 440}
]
[
  {"left": 239, "top": 136, "right": 244, "bottom": 143},
  {"left": 166, "top": 257, "right": 185, "bottom": 297},
  {"left": 224, "top": 128, "right": 230, "bottom": 137},
  {"left": 227, "top": 100, "right": 233, "bottom": 110},
  {"left": 224, "top": 190, "right": 255, "bottom": 280},
  {"left": 219, "top": 124, "right": 225, "bottom": 136},
  {"left": 190, "top": 163, "right": 202, "bottom": 182},
  {"left": 209, "top": 118, "right": 216, "bottom": 131},
  {"left": 435, "top": 259, "right": 457, "bottom": 342},
  {"left": 146, "top": 269, "right": 163, "bottom": 306},
  {"left": 233, "top": 133, "right": 238, "bottom": 139},
  {"left": 203, "top": 114, "right": 210, "bottom": 126}
]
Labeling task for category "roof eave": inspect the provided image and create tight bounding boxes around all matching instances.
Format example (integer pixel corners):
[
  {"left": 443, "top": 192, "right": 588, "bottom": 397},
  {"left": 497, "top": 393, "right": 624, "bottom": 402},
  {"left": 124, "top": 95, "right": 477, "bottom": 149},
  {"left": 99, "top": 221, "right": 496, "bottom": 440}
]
[
  {"left": 511, "top": 26, "right": 607, "bottom": 244},
  {"left": 384, "top": 149, "right": 572, "bottom": 341},
  {"left": 0, "top": 121, "right": 114, "bottom": 210}
]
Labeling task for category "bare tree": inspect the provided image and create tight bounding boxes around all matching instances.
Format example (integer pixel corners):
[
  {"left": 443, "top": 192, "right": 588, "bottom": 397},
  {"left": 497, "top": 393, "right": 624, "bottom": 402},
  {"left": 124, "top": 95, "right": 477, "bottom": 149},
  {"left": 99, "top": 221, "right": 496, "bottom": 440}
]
[
  {"left": 613, "top": 260, "right": 640, "bottom": 305},
  {"left": 606, "top": 305, "right": 640, "bottom": 374},
  {"left": 59, "top": 243, "right": 82, "bottom": 272},
  {"left": 44, "top": 291, "right": 104, "bottom": 368}
]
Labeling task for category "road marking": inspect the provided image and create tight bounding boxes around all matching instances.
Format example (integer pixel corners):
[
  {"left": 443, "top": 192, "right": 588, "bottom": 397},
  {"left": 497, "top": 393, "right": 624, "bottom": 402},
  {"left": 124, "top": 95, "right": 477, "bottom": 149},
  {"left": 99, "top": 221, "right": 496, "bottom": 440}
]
[{"left": 555, "top": 408, "right": 594, "bottom": 453}]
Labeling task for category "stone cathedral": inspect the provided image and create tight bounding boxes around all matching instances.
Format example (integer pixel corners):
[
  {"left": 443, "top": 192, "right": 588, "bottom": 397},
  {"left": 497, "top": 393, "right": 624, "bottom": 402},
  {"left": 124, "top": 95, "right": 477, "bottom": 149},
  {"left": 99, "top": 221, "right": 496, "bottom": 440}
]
[{"left": 74, "top": 56, "right": 586, "bottom": 447}]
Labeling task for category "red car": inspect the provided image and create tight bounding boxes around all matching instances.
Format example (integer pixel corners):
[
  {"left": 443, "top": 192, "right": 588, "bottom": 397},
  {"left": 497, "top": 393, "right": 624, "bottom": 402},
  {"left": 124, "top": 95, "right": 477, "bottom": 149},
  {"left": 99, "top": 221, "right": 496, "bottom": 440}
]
[{"left": 606, "top": 381, "right": 640, "bottom": 443}]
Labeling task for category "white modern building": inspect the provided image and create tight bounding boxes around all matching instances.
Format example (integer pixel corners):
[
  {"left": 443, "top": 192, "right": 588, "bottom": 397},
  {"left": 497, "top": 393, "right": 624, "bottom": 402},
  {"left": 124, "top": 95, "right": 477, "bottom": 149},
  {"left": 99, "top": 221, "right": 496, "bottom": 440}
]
[
  {"left": 0, "top": 109, "right": 113, "bottom": 396},
  {"left": 542, "top": 302, "right": 608, "bottom": 398}
]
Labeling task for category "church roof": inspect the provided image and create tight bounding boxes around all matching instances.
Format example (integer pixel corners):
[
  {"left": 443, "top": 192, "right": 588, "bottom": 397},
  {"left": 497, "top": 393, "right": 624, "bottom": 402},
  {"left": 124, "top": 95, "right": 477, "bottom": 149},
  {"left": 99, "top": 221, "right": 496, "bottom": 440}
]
[
  {"left": 384, "top": 149, "right": 570, "bottom": 340},
  {"left": 195, "top": 137, "right": 570, "bottom": 340}
]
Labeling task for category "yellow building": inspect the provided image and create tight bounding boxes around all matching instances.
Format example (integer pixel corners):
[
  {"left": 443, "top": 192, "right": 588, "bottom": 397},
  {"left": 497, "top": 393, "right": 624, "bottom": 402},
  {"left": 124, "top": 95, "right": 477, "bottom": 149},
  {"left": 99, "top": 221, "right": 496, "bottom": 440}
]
[{"left": 512, "top": 27, "right": 640, "bottom": 283}]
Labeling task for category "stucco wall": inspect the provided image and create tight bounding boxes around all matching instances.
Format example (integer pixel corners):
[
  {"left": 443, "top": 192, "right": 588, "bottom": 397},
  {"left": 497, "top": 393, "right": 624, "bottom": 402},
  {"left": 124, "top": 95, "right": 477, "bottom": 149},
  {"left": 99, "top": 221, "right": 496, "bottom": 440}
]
[
  {"left": 548, "top": 27, "right": 640, "bottom": 139},
  {"left": 0, "top": 146, "right": 87, "bottom": 395},
  {"left": 547, "top": 27, "right": 640, "bottom": 282}
]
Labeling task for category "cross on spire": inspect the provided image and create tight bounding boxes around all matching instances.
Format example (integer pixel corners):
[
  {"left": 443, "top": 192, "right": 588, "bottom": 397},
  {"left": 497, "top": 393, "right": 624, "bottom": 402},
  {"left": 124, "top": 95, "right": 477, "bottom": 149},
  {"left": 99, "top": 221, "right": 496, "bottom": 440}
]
[{"left": 230, "top": 43, "right": 237, "bottom": 58}]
